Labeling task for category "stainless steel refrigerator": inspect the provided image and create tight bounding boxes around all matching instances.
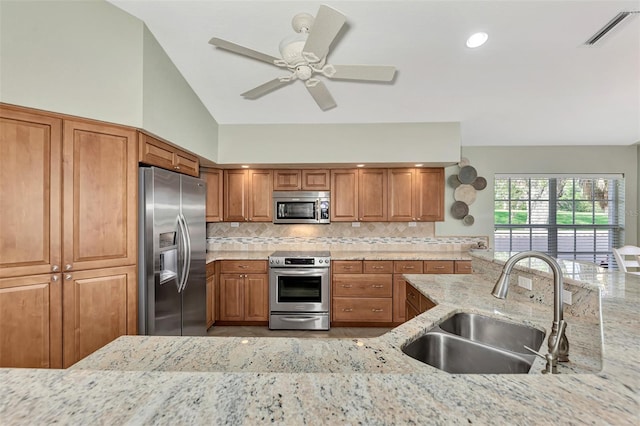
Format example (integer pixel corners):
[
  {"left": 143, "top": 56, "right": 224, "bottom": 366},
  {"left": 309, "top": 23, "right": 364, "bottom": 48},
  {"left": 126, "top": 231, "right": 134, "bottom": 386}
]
[{"left": 138, "top": 166, "right": 207, "bottom": 336}]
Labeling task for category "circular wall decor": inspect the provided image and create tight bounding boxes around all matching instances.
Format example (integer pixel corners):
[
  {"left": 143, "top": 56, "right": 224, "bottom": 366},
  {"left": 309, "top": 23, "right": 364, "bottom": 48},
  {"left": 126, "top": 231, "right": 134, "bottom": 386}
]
[
  {"left": 458, "top": 165, "right": 478, "bottom": 184},
  {"left": 449, "top": 159, "right": 486, "bottom": 226},
  {"left": 454, "top": 184, "right": 477, "bottom": 205},
  {"left": 451, "top": 201, "right": 469, "bottom": 219}
]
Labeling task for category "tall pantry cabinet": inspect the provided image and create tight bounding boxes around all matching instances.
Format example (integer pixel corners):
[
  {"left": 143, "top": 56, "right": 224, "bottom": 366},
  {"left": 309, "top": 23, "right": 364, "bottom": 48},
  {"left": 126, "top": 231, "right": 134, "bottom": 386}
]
[{"left": 0, "top": 105, "right": 138, "bottom": 368}]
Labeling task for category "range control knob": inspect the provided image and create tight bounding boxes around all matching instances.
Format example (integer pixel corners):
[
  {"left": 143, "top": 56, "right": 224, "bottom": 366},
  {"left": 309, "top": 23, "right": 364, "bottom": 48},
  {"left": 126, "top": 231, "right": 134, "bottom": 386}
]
[{"left": 319, "top": 259, "right": 323, "bottom": 264}]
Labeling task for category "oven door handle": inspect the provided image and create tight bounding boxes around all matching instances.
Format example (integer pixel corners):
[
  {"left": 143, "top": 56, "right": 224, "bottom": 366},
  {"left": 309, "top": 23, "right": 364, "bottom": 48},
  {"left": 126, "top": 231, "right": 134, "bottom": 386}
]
[
  {"left": 271, "top": 268, "right": 328, "bottom": 275},
  {"left": 278, "top": 316, "right": 321, "bottom": 323}
]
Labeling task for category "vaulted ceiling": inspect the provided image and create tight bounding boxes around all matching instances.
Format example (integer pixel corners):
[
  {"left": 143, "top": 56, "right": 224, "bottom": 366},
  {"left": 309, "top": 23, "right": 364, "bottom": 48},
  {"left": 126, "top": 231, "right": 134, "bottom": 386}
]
[{"left": 108, "top": 0, "right": 640, "bottom": 147}]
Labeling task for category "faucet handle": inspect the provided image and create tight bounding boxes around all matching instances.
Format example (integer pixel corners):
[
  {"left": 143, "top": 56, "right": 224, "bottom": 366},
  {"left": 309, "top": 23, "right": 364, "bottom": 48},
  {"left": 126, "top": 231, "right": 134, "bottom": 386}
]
[
  {"left": 523, "top": 345, "right": 545, "bottom": 360},
  {"left": 551, "top": 320, "right": 568, "bottom": 355}
]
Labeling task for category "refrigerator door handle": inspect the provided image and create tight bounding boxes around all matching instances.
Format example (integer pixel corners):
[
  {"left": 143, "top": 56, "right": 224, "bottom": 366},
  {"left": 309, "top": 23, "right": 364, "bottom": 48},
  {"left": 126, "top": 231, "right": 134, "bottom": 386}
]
[{"left": 178, "top": 213, "right": 192, "bottom": 293}]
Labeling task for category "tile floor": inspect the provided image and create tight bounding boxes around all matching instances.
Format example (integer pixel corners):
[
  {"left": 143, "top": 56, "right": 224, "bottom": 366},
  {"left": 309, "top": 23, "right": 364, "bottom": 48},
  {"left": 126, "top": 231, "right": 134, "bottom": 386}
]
[{"left": 207, "top": 325, "right": 393, "bottom": 339}]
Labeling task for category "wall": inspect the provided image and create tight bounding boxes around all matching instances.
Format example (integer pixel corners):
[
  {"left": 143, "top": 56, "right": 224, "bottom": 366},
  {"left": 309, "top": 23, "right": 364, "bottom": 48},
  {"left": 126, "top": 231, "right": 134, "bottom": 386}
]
[
  {"left": 217, "top": 122, "right": 460, "bottom": 166},
  {"left": 142, "top": 26, "right": 218, "bottom": 162},
  {"left": 436, "top": 145, "right": 639, "bottom": 248},
  {"left": 0, "top": 0, "right": 218, "bottom": 160},
  {"left": 637, "top": 143, "right": 640, "bottom": 244},
  {"left": 0, "top": 0, "right": 143, "bottom": 126}
]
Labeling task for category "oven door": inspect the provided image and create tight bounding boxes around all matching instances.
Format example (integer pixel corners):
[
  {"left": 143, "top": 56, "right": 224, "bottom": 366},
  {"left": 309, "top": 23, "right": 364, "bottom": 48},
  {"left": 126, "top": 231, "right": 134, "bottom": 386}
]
[{"left": 269, "top": 268, "right": 330, "bottom": 313}]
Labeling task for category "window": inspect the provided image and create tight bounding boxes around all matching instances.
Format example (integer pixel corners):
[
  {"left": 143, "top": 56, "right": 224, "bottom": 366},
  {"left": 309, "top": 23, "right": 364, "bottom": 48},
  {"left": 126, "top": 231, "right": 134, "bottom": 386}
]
[{"left": 494, "top": 175, "right": 625, "bottom": 267}]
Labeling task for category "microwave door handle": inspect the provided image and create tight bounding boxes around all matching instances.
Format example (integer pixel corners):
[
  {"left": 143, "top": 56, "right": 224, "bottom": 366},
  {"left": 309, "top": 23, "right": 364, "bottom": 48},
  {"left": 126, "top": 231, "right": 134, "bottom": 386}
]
[{"left": 316, "top": 199, "right": 321, "bottom": 221}]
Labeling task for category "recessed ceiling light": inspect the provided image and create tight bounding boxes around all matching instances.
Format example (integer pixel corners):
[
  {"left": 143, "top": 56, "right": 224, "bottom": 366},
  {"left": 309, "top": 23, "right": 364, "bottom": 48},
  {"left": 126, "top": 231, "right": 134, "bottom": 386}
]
[
  {"left": 466, "top": 32, "right": 488, "bottom": 48},
  {"left": 356, "top": 164, "right": 365, "bottom": 168}
]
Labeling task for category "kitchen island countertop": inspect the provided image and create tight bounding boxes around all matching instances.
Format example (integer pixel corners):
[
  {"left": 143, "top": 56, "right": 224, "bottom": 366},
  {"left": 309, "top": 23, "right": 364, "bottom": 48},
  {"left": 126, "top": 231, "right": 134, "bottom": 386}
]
[{"left": 1, "top": 253, "right": 638, "bottom": 424}]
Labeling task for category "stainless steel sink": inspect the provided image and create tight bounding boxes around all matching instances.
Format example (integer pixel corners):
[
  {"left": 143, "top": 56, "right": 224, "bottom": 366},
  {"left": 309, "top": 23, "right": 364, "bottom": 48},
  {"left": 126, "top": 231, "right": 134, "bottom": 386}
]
[
  {"left": 402, "top": 312, "right": 546, "bottom": 374},
  {"left": 403, "top": 331, "right": 536, "bottom": 374},
  {"left": 439, "top": 312, "right": 545, "bottom": 354}
]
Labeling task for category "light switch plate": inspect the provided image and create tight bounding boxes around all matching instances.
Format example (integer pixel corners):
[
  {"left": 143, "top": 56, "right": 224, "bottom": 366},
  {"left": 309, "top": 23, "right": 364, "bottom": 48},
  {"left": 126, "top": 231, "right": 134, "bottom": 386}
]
[
  {"left": 408, "top": 222, "right": 417, "bottom": 227},
  {"left": 518, "top": 276, "right": 533, "bottom": 290},
  {"left": 351, "top": 222, "right": 360, "bottom": 227},
  {"left": 563, "top": 289, "right": 573, "bottom": 305},
  {"left": 230, "top": 222, "right": 239, "bottom": 228}
]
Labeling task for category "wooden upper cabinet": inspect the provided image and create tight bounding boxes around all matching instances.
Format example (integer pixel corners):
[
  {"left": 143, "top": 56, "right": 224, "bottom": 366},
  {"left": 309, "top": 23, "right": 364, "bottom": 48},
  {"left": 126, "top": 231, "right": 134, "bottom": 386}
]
[
  {"left": 0, "top": 274, "right": 62, "bottom": 368},
  {"left": 62, "top": 265, "right": 136, "bottom": 367},
  {"left": 138, "top": 132, "right": 199, "bottom": 177},
  {"left": 415, "top": 168, "right": 444, "bottom": 221},
  {"left": 273, "top": 169, "right": 301, "bottom": 190},
  {"left": 273, "top": 169, "right": 330, "bottom": 190},
  {"left": 388, "top": 168, "right": 415, "bottom": 222},
  {"left": 0, "top": 107, "right": 62, "bottom": 278},
  {"left": 63, "top": 119, "right": 137, "bottom": 271},
  {"left": 301, "top": 169, "right": 330, "bottom": 190},
  {"left": 331, "top": 169, "right": 359, "bottom": 221},
  {"left": 388, "top": 168, "right": 444, "bottom": 222},
  {"left": 223, "top": 169, "right": 272, "bottom": 222},
  {"left": 201, "top": 168, "right": 223, "bottom": 222},
  {"left": 248, "top": 170, "right": 273, "bottom": 222},
  {"left": 359, "top": 169, "right": 387, "bottom": 221}
]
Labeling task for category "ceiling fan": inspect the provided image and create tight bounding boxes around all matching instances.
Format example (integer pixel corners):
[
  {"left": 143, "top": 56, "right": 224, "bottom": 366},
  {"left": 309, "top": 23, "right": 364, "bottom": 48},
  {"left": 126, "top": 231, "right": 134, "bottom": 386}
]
[{"left": 208, "top": 5, "right": 397, "bottom": 111}]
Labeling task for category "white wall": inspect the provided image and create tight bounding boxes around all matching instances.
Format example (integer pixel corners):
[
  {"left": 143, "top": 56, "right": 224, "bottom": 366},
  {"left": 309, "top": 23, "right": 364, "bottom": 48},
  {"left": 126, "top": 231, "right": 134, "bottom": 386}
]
[
  {"left": 0, "top": 0, "right": 218, "bottom": 160},
  {"left": 436, "top": 146, "right": 639, "bottom": 248},
  {"left": 142, "top": 26, "right": 218, "bottom": 162},
  {"left": 217, "top": 122, "right": 460, "bottom": 166},
  {"left": 0, "top": 0, "right": 143, "bottom": 126}
]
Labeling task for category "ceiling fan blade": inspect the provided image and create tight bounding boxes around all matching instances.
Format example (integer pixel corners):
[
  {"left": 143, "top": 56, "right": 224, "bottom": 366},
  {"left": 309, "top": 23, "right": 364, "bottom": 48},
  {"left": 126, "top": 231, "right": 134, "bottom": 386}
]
[
  {"left": 326, "top": 65, "right": 396, "bottom": 81},
  {"left": 241, "top": 78, "right": 293, "bottom": 99},
  {"left": 306, "top": 81, "right": 337, "bottom": 111},
  {"left": 209, "top": 37, "right": 280, "bottom": 65},
  {"left": 302, "top": 5, "right": 346, "bottom": 61}
]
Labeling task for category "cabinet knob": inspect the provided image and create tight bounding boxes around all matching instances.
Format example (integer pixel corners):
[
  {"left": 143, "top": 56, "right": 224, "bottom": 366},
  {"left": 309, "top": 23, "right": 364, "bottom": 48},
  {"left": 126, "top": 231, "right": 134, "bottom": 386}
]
[
  {"left": 65, "top": 274, "right": 72, "bottom": 280},
  {"left": 175, "top": 166, "right": 181, "bottom": 170},
  {"left": 64, "top": 264, "right": 73, "bottom": 271},
  {"left": 52, "top": 275, "right": 59, "bottom": 282},
  {"left": 52, "top": 265, "right": 60, "bottom": 272}
]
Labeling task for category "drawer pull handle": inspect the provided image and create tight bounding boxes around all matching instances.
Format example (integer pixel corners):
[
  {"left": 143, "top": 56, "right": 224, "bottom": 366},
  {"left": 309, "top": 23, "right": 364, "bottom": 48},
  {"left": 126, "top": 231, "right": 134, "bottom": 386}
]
[
  {"left": 434, "top": 266, "right": 445, "bottom": 269},
  {"left": 403, "top": 266, "right": 415, "bottom": 269},
  {"left": 371, "top": 284, "right": 384, "bottom": 288},
  {"left": 408, "top": 293, "right": 416, "bottom": 299},
  {"left": 372, "top": 266, "right": 384, "bottom": 269},
  {"left": 344, "top": 266, "right": 353, "bottom": 270},
  {"left": 371, "top": 308, "right": 384, "bottom": 312},
  {"left": 341, "top": 284, "right": 353, "bottom": 288},
  {"left": 238, "top": 265, "right": 248, "bottom": 269},
  {"left": 343, "top": 308, "right": 353, "bottom": 312}
]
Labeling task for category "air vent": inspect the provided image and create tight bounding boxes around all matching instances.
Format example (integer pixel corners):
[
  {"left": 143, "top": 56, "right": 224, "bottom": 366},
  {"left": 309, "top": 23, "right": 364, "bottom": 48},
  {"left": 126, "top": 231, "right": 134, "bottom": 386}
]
[{"left": 584, "top": 11, "right": 639, "bottom": 45}]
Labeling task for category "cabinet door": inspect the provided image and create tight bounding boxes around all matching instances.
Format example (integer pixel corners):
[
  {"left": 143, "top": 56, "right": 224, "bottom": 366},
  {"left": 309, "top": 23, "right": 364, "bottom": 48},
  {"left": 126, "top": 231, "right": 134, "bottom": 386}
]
[
  {"left": 219, "top": 274, "right": 244, "bottom": 321},
  {"left": 206, "top": 274, "right": 215, "bottom": 329},
  {"left": 201, "top": 168, "right": 223, "bottom": 222},
  {"left": 138, "top": 132, "right": 174, "bottom": 170},
  {"left": 174, "top": 150, "right": 199, "bottom": 177},
  {"left": 331, "top": 169, "right": 358, "bottom": 221},
  {"left": 223, "top": 170, "right": 248, "bottom": 221},
  {"left": 244, "top": 274, "right": 268, "bottom": 321},
  {"left": 301, "top": 169, "right": 330, "bottom": 190},
  {"left": 392, "top": 275, "right": 407, "bottom": 323},
  {"left": 0, "top": 274, "right": 62, "bottom": 368},
  {"left": 415, "top": 168, "right": 444, "bottom": 221},
  {"left": 388, "top": 168, "right": 415, "bottom": 221},
  {"left": 273, "top": 170, "right": 301, "bottom": 190},
  {"left": 248, "top": 170, "right": 273, "bottom": 222},
  {"left": 62, "top": 265, "right": 136, "bottom": 367},
  {"left": 358, "top": 169, "right": 387, "bottom": 221},
  {"left": 63, "top": 120, "right": 137, "bottom": 271},
  {"left": 0, "top": 107, "right": 62, "bottom": 278}
]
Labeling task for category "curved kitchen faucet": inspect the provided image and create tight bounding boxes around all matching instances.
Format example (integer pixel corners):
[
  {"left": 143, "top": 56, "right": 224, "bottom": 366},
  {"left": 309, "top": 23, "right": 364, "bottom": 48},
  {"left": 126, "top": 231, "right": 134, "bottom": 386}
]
[{"left": 491, "top": 251, "right": 569, "bottom": 374}]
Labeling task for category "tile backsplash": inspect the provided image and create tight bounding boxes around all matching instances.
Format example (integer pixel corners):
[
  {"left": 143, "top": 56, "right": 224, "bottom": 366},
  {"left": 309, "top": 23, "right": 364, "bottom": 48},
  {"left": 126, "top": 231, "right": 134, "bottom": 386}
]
[{"left": 207, "top": 222, "right": 488, "bottom": 252}]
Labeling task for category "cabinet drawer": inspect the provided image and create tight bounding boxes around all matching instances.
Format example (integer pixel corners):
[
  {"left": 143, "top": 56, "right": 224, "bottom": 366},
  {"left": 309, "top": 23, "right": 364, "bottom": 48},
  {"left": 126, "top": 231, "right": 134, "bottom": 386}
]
[
  {"left": 332, "top": 298, "right": 393, "bottom": 322},
  {"left": 424, "top": 260, "right": 455, "bottom": 274},
  {"left": 393, "top": 261, "right": 423, "bottom": 274},
  {"left": 455, "top": 260, "right": 473, "bottom": 274},
  {"left": 405, "top": 284, "right": 421, "bottom": 311},
  {"left": 332, "top": 274, "right": 393, "bottom": 297},
  {"left": 332, "top": 261, "right": 362, "bottom": 274},
  {"left": 363, "top": 261, "right": 393, "bottom": 274},
  {"left": 219, "top": 260, "right": 267, "bottom": 274},
  {"left": 420, "top": 294, "right": 436, "bottom": 312}
]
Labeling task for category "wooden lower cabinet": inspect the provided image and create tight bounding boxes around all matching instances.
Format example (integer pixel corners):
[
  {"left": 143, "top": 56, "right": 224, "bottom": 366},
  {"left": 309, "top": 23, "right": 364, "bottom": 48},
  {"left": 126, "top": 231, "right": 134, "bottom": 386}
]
[
  {"left": 333, "top": 297, "right": 393, "bottom": 322},
  {"left": 392, "top": 276, "right": 407, "bottom": 323},
  {"left": 405, "top": 282, "right": 436, "bottom": 321},
  {"left": 206, "top": 262, "right": 216, "bottom": 329},
  {"left": 0, "top": 274, "right": 62, "bottom": 368},
  {"left": 218, "top": 260, "right": 268, "bottom": 324},
  {"left": 62, "top": 265, "right": 136, "bottom": 368}
]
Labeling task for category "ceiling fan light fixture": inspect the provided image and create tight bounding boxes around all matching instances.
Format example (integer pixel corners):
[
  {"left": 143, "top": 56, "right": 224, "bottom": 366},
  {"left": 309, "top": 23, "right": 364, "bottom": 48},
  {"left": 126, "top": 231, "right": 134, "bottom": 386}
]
[
  {"left": 466, "top": 32, "right": 488, "bottom": 48},
  {"left": 279, "top": 32, "right": 308, "bottom": 65}
]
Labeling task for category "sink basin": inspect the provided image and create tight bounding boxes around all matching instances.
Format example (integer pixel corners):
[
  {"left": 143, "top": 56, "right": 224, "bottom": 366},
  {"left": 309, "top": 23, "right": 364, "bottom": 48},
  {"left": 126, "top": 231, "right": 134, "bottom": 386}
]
[
  {"left": 402, "top": 312, "right": 546, "bottom": 374},
  {"left": 403, "top": 331, "right": 536, "bottom": 374},
  {"left": 439, "top": 312, "right": 545, "bottom": 354}
]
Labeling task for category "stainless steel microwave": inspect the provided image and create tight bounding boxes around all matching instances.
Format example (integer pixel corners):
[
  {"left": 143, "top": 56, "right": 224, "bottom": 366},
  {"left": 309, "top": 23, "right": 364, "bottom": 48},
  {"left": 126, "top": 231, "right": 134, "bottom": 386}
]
[{"left": 273, "top": 191, "right": 330, "bottom": 224}]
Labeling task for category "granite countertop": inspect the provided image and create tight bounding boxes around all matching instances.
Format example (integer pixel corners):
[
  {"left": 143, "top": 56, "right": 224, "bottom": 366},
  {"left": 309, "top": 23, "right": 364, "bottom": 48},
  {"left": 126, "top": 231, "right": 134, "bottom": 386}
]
[{"left": 1, "top": 253, "right": 638, "bottom": 424}]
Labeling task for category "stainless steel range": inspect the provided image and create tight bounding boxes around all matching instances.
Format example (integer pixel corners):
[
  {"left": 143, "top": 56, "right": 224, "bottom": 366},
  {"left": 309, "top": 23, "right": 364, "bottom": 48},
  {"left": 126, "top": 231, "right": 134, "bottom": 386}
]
[{"left": 268, "top": 251, "right": 331, "bottom": 330}]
